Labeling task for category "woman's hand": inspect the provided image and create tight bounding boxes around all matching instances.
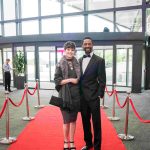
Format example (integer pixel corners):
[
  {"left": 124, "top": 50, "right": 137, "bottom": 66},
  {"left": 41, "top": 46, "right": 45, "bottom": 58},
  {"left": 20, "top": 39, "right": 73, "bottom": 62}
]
[
  {"left": 69, "top": 78, "right": 78, "bottom": 84},
  {"left": 60, "top": 78, "right": 78, "bottom": 85}
]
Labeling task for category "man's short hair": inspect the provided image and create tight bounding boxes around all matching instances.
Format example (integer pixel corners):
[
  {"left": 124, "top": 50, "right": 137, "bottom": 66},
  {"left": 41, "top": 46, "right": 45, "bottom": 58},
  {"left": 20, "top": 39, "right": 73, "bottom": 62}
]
[
  {"left": 82, "top": 36, "right": 93, "bottom": 44},
  {"left": 64, "top": 41, "right": 76, "bottom": 50},
  {"left": 6, "top": 58, "right": 10, "bottom": 61}
]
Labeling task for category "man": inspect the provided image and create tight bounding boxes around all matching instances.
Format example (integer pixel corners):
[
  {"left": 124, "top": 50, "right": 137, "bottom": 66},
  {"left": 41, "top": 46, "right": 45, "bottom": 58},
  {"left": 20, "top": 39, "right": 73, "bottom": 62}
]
[
  {"left": 3, "top": 58, "right": 13, "bottom": 92},
  {"left": 79, "top": 37, "right": 106, "bottom": 150}
]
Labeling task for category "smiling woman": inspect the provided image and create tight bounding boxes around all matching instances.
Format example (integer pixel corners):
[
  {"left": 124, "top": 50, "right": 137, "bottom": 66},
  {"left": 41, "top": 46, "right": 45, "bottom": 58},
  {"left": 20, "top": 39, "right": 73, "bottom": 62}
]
[{"left": 54, "top": 41, "right": 80, "bottom": 150}]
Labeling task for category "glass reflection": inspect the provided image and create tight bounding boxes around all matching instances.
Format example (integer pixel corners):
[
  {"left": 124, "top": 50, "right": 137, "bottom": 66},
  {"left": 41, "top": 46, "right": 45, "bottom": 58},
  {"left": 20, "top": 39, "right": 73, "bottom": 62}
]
[
  {"left": 41, "top": 0, "right": 60, "bottom": 16},
  {"left": 21, "top": 0, "right": 38, "bottom": 18},
  {"left": 22, "top": 20, "right": 39, "bottom": 35},
  {"left": 88, "top": 13, "right": 113, "bottom": 32},
  {"left": 116, "top": 45, "right": 132, "bottom": 86},
  {"left": 116, "top": 9, "right": 142, "bottom": 32},
  {"left": 64, "top": 16, "right": 84, "bottom": 33},
  {"left": 63, "top": 0, "right": 84, "bottom": 13}
]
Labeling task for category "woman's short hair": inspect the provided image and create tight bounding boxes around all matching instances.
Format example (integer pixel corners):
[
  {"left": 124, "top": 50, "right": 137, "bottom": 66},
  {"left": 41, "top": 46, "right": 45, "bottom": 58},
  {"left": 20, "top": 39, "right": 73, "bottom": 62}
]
[{"left": 64, "top": 41, "right": 76, "bottom": 50}]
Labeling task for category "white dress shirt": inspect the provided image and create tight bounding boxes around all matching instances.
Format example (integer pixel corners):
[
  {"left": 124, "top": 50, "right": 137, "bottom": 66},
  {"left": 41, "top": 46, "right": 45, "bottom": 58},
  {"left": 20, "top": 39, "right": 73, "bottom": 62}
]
[
  {"left": 82, "top": 52, "right": 93, "bottom": 74},
  {"left": 3, "top": 63, "right": 11, "bottom": 72}
]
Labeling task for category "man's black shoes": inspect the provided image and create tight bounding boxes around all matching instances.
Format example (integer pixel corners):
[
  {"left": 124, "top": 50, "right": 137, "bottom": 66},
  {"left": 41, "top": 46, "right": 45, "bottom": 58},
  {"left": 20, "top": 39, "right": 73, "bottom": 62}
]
[{"left": 81, "top": 145, "right": 93, "bottom": 150}]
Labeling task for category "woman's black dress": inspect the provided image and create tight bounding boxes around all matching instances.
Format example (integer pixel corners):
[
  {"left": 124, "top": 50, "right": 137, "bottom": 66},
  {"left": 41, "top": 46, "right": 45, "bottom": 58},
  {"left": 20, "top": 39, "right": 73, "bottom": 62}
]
[{"left": 61, "top": 62, "right": 80, "bottom": 124}]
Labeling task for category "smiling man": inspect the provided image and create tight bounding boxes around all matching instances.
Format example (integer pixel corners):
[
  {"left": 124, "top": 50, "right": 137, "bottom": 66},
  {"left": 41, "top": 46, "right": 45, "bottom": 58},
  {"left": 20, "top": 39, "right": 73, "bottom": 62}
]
[{"left": 79, "top": 37, "right": 106, "bottom": 150}]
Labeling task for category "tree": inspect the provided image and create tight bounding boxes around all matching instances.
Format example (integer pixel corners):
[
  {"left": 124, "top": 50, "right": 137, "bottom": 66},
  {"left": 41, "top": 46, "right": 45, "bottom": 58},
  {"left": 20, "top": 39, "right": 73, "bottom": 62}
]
[{"left": 13, "top": 51, "right": 26, "bottom": 76}]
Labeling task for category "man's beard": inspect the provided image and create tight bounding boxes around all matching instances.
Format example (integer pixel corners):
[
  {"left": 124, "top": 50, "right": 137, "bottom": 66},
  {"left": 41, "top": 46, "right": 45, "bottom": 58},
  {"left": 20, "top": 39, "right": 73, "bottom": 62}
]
[{"left": 84, "top": 48, "right": 92, "bottom": 54}]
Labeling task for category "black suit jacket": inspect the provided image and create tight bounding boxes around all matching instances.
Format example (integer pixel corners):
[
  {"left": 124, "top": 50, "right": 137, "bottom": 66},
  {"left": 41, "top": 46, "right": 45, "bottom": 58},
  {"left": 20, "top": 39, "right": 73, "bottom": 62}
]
[{"left": 79, "top": 54, "right": 106, "bottom": 101}]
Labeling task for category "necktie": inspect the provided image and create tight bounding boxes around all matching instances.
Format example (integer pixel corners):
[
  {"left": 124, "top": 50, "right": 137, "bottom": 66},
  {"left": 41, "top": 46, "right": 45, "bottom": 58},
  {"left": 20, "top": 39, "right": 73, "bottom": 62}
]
[{"left": 83, "top": 54, "right": 91, "bottom": 58}]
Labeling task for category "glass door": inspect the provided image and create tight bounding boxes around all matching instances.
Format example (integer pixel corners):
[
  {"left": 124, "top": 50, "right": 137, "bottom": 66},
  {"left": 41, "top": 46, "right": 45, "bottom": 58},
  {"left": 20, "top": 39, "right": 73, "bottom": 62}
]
[
  {"left": 26, "top": 46, "right": 36, "bottom": 88},
  {"left": 39, "top": 46, "right": 56, "bottom": 89},
  {"left": 116, "top": 45, "right": 132, "bottom": 91},
  {"left": 0, "top": 49, "right": 3, "bottom": 84}
]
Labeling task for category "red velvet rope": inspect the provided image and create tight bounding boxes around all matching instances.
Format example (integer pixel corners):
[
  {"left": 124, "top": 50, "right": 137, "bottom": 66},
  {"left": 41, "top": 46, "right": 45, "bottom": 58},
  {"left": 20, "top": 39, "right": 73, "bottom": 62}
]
[
  {"left": 129, "top": 98, "right": 150, "bottom": 123},
  {"left": 0, "top": 99, "right": 8, "bottom": 118},
  {"left": 27, "top": 82, "right": 38, "bottom": 95},
  {"left": 8, "top": 90, "right": 27, "bottom": 107},
  {"left": 105, "top": 86, "right": 114, "bottom": 97},
  {"left": 114, "top": 90, "right": 128, "bottom": 108}
]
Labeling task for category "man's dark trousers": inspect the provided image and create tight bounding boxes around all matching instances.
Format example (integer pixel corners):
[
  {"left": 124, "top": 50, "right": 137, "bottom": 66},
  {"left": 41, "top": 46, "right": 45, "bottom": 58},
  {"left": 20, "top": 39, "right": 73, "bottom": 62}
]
[
  {"left": 81, "top": 97, "right": 101, "bottom": 150},
  {"left": 5, "top": 72, "right": 11, "bottom": 91}
]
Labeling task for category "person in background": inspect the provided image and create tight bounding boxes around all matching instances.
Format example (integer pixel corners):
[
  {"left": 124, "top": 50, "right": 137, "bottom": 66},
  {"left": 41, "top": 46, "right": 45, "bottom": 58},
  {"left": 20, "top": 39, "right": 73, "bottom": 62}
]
[
  {"left": 3, "top": 58, "right": 13, "bottom": 93},
  {"left": 79, "top": 37, "right": 106, "bottom": 150},
  {"left": 54, "top": 41, "right": 80, "bottom": 150}
]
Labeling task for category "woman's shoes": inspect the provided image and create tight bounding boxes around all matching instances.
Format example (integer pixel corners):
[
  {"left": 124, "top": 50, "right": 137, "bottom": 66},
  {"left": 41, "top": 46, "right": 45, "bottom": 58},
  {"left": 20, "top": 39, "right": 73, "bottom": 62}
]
[
  {"left": 70, "top": 141, "right": 76, "bottom": 150},
  {"left": 64, "top": 141, "right": 69, "bottom": 150},
  {"left": 63, "top": 141, "right": 76, "bottom": 150}
]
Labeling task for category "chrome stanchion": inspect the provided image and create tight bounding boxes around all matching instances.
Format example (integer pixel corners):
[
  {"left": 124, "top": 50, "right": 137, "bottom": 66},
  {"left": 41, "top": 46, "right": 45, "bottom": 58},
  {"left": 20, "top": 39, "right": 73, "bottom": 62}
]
[
  {"left": 34, "top": 79, "right": 45, "bottom": 108},
  {"left": 0, "top": 92, "right": 17, "bottom": 144},
  {"left": 118, "top": 91, "right": 134, "bottom": 140},
  {"left": 22, "top": 83, "right": 35, "bottom": 121},
  {"left": 100, "top": 94, "right": 108, "bottom": 109},
  {"left": 108, "top": 84, "right": 120, "bottom": 121}
]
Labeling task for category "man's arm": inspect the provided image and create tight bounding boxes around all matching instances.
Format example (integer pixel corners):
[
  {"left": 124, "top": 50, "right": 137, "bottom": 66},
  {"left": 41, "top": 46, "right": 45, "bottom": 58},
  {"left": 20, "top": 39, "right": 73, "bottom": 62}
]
[{"left": 97, "top": 59, "right": 106, "bottom": 98}]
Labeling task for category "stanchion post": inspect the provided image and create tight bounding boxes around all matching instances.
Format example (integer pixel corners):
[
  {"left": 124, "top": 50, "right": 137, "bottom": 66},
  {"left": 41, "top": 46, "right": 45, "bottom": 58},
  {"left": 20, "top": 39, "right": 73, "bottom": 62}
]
[
  {"left": 22, "top": 83, "right": 35, "bottom": 121},
  {"left": 0, "top": 92, "right": 17, "bottom": 144},
  {"left": 108, "top": 83, "right": 120, "bottom": 121},
  {"left": 34, "top": 79, "right": 45, "bottom": 108},
  {"left": 118, "top": 91, "right": 134, "bottom": 140},
  {"left": 100, "top": 94, "right": 108, "bottom": 109}
]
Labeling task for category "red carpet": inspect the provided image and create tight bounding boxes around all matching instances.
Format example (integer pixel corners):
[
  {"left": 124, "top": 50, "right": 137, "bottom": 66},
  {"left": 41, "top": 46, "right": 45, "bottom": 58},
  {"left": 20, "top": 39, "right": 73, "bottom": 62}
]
[{"left": 8, "top": 106, "right": 126, "bottom": 150}]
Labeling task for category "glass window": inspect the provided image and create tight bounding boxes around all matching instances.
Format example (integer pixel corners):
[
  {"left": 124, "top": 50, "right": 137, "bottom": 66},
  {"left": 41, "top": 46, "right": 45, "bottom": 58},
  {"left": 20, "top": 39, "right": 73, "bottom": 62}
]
[
  {"left": 88, "top": 13, "right": 114, "bottom": 32},
  {"left": 116, "top": 48, "right": 127, "bottom": 86},
  {"left": 16, "top": 46, "right": 23, "bottom": 52},
  {"left": 0, "top": 1, "right": 2, "bottom": 21},
  {"left": 76, "top": 47, "right": 85, "bottom": 59},
  {"left": 57, "top": 47, "right": 64, "bottom": 63},
  {"left": 50, "top": 51, "right": 56, "bottom": 81},
  {"left": 116, "top": 0, "right": 142, "bottom": 7},
  {"left": 63, "top": 0, "right": 84, "bottom": 13},
  {"left": 39, "top": 46, "right": 56, "bottom": 89},
  {"left": 3, "top": 0, "right": 15, "bottom": 20},
  {"left": 128, "top": 49, "right": 132, "bottom": 86},
  {"left": 0, "top": 49, "right": 2, "bottom": 82},
  {"left": 94, "top": 46, "right": 104, "bottom": 58},
  {"left": 88, "top": 0, "right": 113, "bottom": 11},
  {"left": 0, "top": 24, "right": 1, "bottom": 35},
  {"left": 26, "top": 46, "right": 35, "bottom": 81},
  {"left": 21, "top": 0, "right": 38, "bottom": 18},
  {"left": 41, "top": 0, "right": 61, "bottom": 16},
  {"left": 64, "top": 16, "right": 84, "bottom": 33},
  {"left": 116, "top": 45, "right": 132, "bottom": 86},
  {"left": 116, "top": 9, "right": 142, "bottom": 32},
  {"left": 146, "top": 8, "right": 150, "bottom": 34},
  {"left": 4, "top": 23, "right": 16, "bottom": 36},
  {"left": 94, "top": 46, "right": 113, "bottom": 85},
  {"left": 41, "top": 18, "right": 61, "bottom": 34},
  {"left": 22, "top": 20, "right": 39, "bottom": 35}
]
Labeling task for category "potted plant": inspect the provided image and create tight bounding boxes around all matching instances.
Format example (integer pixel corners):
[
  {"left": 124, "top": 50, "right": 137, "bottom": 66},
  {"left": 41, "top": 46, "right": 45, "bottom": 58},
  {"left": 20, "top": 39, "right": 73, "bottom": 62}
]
[{"left": 13, "top": 50, "right": 26, "bottom": 89}]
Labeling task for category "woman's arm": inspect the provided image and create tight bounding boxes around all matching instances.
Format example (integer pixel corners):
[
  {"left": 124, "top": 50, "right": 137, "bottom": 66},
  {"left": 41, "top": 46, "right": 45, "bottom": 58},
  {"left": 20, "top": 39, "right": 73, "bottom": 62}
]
[{"left": 60, "top": 78, "right": 78, "bottom": 85}]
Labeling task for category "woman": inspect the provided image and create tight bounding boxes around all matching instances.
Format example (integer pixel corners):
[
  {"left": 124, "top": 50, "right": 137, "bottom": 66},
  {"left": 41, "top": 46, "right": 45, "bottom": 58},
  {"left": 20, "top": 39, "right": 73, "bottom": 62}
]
[{"left": 54, "top": 41, "right": 80, "bottom": 150}]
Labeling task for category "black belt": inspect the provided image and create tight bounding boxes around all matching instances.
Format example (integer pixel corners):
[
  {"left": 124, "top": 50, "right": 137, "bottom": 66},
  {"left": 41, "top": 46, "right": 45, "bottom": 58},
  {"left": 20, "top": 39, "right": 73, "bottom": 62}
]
[{"left": 5, "top": 71, "right": 10, "bottom": 73}]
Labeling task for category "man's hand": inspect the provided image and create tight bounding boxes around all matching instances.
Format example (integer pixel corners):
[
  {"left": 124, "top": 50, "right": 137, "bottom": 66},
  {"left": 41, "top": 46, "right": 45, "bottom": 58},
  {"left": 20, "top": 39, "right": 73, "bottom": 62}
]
[{"left": 99, "top": 95, "right": 104, "bottom": 99}]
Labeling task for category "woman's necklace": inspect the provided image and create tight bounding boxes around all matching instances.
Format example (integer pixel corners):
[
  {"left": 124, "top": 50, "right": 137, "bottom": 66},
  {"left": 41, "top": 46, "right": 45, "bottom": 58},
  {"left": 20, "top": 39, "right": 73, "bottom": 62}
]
[{"left": 68, "top": 61, "right": 73, "bottom": 70}]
